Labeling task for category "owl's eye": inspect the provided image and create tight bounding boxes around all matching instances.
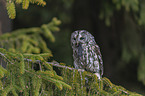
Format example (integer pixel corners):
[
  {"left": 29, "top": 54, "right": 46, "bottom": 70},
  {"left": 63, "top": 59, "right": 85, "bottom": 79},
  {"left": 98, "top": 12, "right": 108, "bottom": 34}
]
[
  {"left": 73, "top": 38, "right": 76, "bottom": 40},
  {"left": 80, "top": 37, "right": 85, "bottom": 40}
]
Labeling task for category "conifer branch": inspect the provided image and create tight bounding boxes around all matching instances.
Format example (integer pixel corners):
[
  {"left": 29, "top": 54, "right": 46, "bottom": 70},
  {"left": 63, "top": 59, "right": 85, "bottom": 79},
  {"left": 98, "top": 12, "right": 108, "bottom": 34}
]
[
  {"left": 0, "top": 51, "right": 142, "bottom": 95},
  {"left": 48, "top": 61, "right": 75, "bottom": 70},
  {"left": 5, "top": 0, "right": 46, "bottom": 19},
  {"left": 0, "top": 52, "right": 13, "bottom": 64},
  {"left": 0, "top": 52, "right": 85, "bottom": 73},
  {"left": 24, "top": 58, "right": 84, "bottom": 71}
]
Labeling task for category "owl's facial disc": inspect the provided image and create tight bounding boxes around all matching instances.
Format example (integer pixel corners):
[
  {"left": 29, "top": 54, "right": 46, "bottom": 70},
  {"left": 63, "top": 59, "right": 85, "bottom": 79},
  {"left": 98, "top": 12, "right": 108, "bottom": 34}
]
[
  {"left": 75, "top": 36, "right": 86, "bottom": 47},
  {"left": 71, "top": 30, "right": 89, "bottom": 48},
  {"left": 77, "top": 35, "right": 87, "bottom": 44}
]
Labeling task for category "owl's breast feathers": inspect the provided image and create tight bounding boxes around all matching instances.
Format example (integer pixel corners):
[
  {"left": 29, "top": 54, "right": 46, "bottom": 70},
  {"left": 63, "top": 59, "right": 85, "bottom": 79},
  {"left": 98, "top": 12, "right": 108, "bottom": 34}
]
[{"left": 76, "top": 44, "right": 101, "bottom": 73}]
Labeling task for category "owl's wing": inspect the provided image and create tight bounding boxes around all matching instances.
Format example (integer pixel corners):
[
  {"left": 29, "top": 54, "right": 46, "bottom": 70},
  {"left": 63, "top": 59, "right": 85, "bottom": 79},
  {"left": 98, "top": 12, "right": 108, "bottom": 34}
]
[{"left": 94, "top": 45, "right": 103, "bottom": 76}]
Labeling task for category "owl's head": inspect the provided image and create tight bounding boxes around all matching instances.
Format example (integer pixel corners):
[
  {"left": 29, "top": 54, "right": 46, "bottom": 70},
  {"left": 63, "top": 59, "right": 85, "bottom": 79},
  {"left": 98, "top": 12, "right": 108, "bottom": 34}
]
[{"left": 71, "top": 30, "right": 95, "bottom": 47}]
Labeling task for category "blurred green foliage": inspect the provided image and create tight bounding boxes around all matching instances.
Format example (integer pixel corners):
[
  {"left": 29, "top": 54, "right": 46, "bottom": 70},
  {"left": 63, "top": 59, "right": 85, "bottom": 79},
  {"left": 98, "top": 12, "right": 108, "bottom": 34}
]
[
  {"left": 0, "top": 17, "right": 61, "bottom": 54},
  {"left": 98, "top": 1, "right": 145, "bottom": 94},
  {"left": 100, "top": 0, "right": 145, "bottom": 26}
]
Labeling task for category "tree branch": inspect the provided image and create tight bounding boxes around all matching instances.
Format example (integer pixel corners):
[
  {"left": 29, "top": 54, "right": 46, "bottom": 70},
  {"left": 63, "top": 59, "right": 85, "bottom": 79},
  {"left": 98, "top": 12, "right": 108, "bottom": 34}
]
[
  {"left": 0, "top": 52, "right": 13, "bottom": 64},
  {"left": 24, "top": 58, "right": 86, "bottom": 72},
  {"left": 24, "top": 58, "right": 75, "bottom": 70}
]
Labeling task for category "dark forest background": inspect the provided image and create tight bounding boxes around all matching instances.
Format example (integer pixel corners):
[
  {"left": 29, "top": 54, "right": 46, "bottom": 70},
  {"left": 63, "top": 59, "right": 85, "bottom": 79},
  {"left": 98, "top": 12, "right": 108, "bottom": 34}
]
[{"left": 0, "top": 0, "right": 145, "bottom": 95}]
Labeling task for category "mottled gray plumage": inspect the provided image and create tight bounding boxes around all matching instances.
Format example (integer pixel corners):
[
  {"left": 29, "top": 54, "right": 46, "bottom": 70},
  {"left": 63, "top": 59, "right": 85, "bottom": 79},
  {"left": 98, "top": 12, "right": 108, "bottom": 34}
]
[{"left": 71, "top": 30, "right": 103, "bottom": 79}]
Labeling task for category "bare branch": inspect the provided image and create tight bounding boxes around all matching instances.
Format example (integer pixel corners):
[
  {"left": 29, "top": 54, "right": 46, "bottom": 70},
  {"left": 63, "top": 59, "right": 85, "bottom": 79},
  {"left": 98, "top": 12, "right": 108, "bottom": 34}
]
[
  {"left": 0, "top": 53, "right": 85, "bottom": 72},
  {"left": 24, "top": 58, "right": 75, "bottom": 70}
]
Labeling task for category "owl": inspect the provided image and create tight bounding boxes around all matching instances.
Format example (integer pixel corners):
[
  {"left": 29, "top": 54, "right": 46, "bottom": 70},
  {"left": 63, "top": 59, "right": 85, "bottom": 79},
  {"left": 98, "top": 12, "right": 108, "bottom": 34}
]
[{"left": 71, "top": 30, "right": 103, "bottom": 79}]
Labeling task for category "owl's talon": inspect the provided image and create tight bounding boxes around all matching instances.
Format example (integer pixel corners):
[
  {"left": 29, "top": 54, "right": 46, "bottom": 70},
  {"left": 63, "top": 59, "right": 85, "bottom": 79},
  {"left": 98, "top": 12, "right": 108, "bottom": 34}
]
[{"left": 95, "top": 73, "right": 101, "bottom": 80}]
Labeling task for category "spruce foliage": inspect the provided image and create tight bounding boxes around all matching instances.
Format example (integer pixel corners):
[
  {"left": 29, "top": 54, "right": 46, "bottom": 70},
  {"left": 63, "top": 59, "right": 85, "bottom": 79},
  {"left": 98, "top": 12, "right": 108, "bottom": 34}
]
[{"left": 5, "top": 0, "right": 46, "bottom": 19}]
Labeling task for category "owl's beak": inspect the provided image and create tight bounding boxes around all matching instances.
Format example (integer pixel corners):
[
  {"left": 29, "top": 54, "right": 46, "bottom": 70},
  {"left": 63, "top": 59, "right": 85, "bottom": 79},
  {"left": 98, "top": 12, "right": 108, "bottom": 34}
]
[
  {"left": 76, "top": 42, "right": 81, "bottom": 47},
  {"left": 76, "top": 42, "right": 79, "bottom": 46},
  {"left": 76, "top": 41, "right": 79, "bottom": 47}
]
